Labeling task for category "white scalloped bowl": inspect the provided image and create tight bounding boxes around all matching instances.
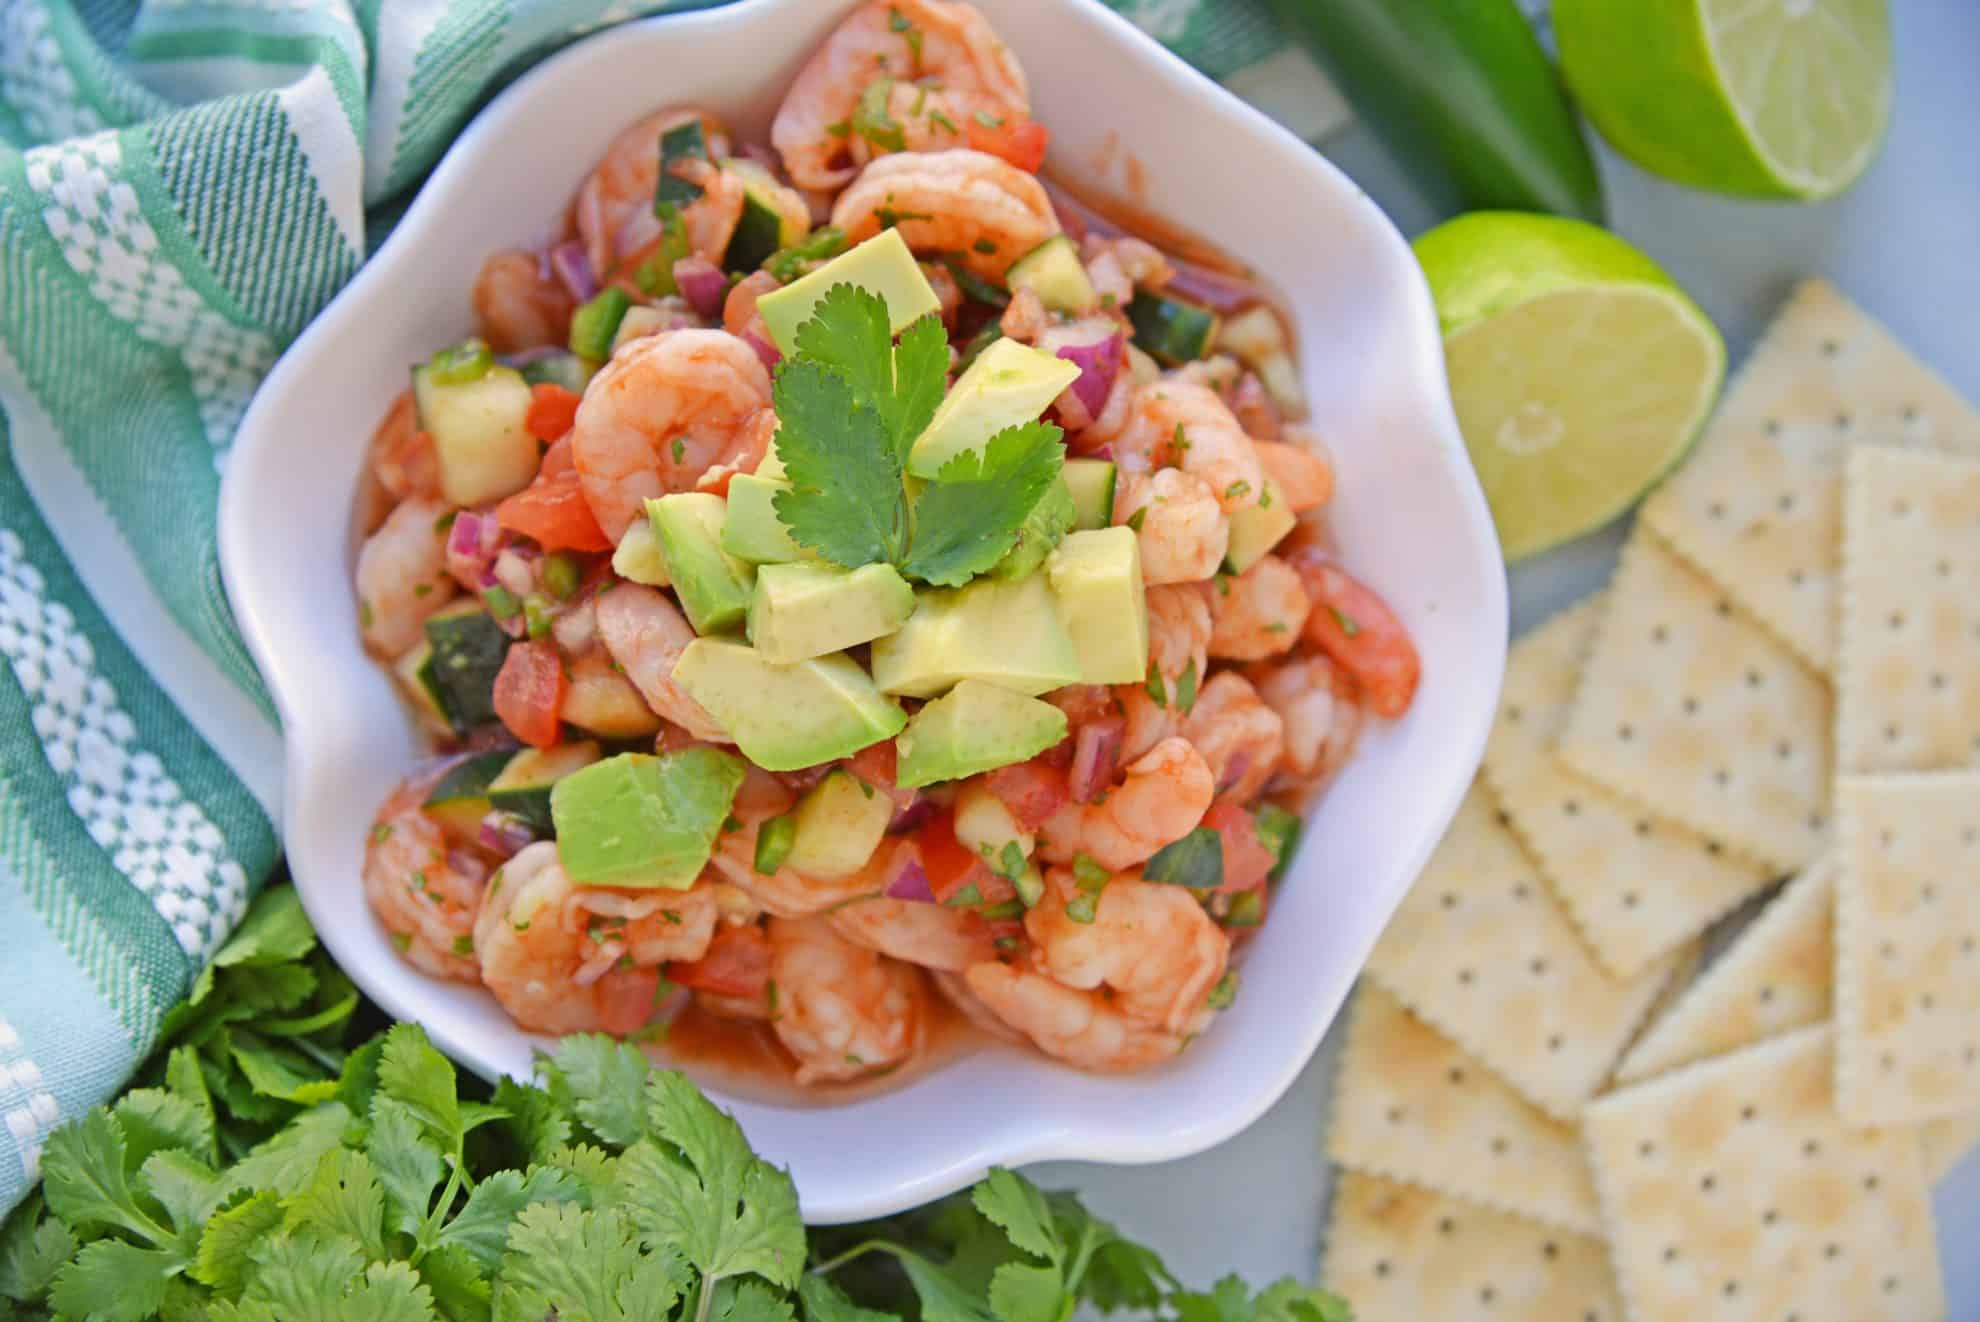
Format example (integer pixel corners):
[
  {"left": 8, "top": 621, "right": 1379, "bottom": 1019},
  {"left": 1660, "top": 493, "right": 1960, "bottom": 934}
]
[{"left": 220, "top": 0, "right": 1505, "bottom": 1222}]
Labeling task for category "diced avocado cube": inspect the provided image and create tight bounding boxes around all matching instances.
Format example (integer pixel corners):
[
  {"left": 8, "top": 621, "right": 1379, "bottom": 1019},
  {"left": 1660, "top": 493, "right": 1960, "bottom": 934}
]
[
  {"left": 755, "top": 430, "right": 787, "bottom": 481},
  {"left": 1006, "top": 235, "right": 1097, "bottom": 315},
  {"left": 647, "top": 493, "right": 755, "bottom": 635},
  {"left": 870, "top": 574, "right": 1082, "bottom": 699},
  {"left": 1223, "top": 478, "right": 1297, "bottom": 573},
  {"left": 671, "top": 638, "right": 908, "bottom": 771},
  {"left": 907, "top": 339, "right": 1083, "bottom": 479},
  {"left": 422, "top": 749, "right": 512, "bottom": 839},
  {"left": 895, "top": 680, "right": 1069, "bottom": 789},
  {"left": 990, "top": 473, "right": 1075, "bottom": 581},
  {"left": 754, "top": 814, "right": 796, "bottom": 874},
  {"left": 422, "top": 601, "right": 511, "bottom": 731},
  {"left": 748, "top": 562, "right": 916, "bottom": 664},
  {"left": 549, "top": 748, "right": 747, "bottom": 889},
  {"left": 1047, "top": 527, "right": 1149, "bottom": 686},
  {"left": 611, "top": 519, "right": 671, "bottom": 586},
  {"left": 1063, "top": 458, "right": 1118, "bottom": 530},
  {"left": 487, "top": 740, "right": 601, "bottom": 836},
  {"left": 757, "top": 229, "right": 942, "bottom": 355},
  {"left": 414, "top": 362, "right": 538, "bottom": 507},
  {"left": 785, "top": 769, "right": 894, "bottom": 881},
  {"left": 721, "top": 474, "right": 806, "bottom": 565}
]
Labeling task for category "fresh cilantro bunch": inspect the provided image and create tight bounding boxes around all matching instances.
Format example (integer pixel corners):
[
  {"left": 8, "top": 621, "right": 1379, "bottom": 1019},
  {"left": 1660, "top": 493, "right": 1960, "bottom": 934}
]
[
  {"left": 772, "top": 285, "right": 1066, "bottom": 588},
  {"left": 0, "top": 888, "right": 1353, "bottom": 1322}
]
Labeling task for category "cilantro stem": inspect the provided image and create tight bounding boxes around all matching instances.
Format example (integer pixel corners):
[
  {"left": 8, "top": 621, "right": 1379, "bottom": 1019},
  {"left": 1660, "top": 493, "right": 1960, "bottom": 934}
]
[{"left": 807, "top": 1237, "right": 902, "bottom": 1276}]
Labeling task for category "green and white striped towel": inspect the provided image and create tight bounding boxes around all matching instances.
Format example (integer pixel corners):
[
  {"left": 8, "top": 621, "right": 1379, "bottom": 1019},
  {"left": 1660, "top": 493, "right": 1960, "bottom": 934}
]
[{"left": 0, "top": 0, "right": 1340, "bottom": 1217}]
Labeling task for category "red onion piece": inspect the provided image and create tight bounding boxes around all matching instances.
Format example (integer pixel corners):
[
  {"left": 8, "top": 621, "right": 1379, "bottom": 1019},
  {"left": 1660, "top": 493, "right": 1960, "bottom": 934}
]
[
  {"left": 448, "top": 510, "right": 485, "bottom": 559},
  {"left": 674, "top": 257, "right": 728, "bottom": 320},
  {"left": 1068, "top": 718, "right": 1124, "bottom": 804},
  {"left": 884, "top": 859, "right": 936, "bottom": 903},
  {"left": 887, "top": 796, "right": 935, "bottom": 835},
  {"left": 478, "top": 812, "right": 536, "bottom": 858},
  {"left": 740, "top": 327, "right": 782, "bottom": 370},
  {"left": 1054, "top": 331, "right": 1123, "bottom": 417},
  {"left": 549, "top": 240, "right": 598, "bottom": 303}
]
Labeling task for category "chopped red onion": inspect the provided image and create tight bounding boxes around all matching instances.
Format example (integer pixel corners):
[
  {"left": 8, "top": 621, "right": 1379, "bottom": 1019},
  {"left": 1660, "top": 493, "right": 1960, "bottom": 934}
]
[
  {"left": 447, "top": 510, "right": 505, "bottom": 592},
  {"left": 884, "top": 859, "right": 936, "bottom": 903},
  {"left": 1053, "top": 330, "right": 1123, "bottom": 417},
  {"left": 887, "top": 796, "right": 935, "bottom": 835},
  {"left": 549, "top": 240, "right": 598, "bottom": 303},
  {"left": 741, "top": 327, "right": 782, "bottom": 370},
  {"left": 1068, "top": 718, "right": 1125, "bottom": 803},
  {"left": 478, "top": 812, "right": 536, "bottom": 858},
  {"left": 674, "top": 257, "right": 728, "bottom": 320}
]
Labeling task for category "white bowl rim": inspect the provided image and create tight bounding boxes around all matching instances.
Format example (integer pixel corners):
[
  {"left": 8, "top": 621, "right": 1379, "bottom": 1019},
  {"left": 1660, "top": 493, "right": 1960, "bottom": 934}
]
[{"left": 220, "top": 0, "right": 1507, "bottom": 1221}]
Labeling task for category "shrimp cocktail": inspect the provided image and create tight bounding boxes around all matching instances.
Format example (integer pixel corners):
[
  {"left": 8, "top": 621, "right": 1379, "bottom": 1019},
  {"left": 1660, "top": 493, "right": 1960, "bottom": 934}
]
[{"left": 353, "top": 0, "right": 1420, "bottom": 1090}]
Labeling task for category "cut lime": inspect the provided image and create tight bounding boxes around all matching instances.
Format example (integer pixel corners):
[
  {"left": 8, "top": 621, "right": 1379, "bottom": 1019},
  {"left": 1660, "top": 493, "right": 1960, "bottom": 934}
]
[
  {"left": 1553, "top": 0, "right": 1891, "bottom": 200},
  {"left": 1415, "top": 212, "right": 1725, "bottom": 562}
]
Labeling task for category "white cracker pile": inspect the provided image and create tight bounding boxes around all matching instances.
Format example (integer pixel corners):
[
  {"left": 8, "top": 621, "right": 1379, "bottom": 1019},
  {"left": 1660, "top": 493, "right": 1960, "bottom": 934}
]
[{"left": 1320, "top": 280, "right": 1979, "bottom": 1322}]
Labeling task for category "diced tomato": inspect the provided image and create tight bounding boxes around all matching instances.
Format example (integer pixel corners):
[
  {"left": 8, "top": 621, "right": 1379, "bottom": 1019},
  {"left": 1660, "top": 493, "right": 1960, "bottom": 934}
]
[
  {"left": 492, "top": 640, "right": 566, "bottom": 749},
  {"left": 1202, "top": 802, "right": 1275, "bottom": 896},
  {"left": 845, "top": 740, "right": 898, "bottom": 789},
  {"left": 495, "top": 436, "right": 611, "bottom": 553},
  {"left": 966, "top": 112, "right": 1050, "bottom": 173},
  {"left": 523, "top": 382, "right": 581, "bottom": 442},
  {"left": 670, "top": 924, "right": 771, "bottom": 999},
  {"left": 986, "top": 758, "right": 1069, "bottom": 830},
  {"left": 595, "top": 965, "right": 663, "bottom": 1037},
  {"left": 1292, "top": 555, "right": 1421, "bottom": 719},
  {"left": 913, "top": 810, "right": 988, "bottom": 903}
]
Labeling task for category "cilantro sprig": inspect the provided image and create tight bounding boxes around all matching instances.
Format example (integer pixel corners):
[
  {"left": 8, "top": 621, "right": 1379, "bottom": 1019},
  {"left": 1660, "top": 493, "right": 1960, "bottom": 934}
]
[
  {"left": 772, "top": 285, "right": 1068, "bottom": 588},
  {"left": 0, "top": 888, "right": 1353, "bottom": 1322}
]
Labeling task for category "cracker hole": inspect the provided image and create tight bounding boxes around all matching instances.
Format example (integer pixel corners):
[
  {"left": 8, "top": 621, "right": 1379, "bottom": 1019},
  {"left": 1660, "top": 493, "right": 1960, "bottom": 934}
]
[
  {"left": 1506, "top": 703, "right": 1523, "bottom": 722},
  {"left": 1652, "top": 625, "right": 1670, "bottom": 643},
  {"left": 1706, "top": 839, "right": 1724, "bottom": 855},
  {"left": 1961, "top": 937, "right": 1976, "bottom": 956},
  {"left": 1561, "top": 799, "right": 1580, "bottom": 817},
  {"left": 1547, "top": 1034, "right": 1565, "bottom": 1052},
  {"left": 1699, "top": 1173, "right": 1717, "bottom": 1192},
  {"left": 1639, "top": 1141, "right": 1656, "bottom": 1159},
  {"left": 1892, "top": 498, "right": 1911, "bottom": 517},
  {"left": 1714, "top": 601, "right": 1733, "bottom": 618},
  {"left": 1878, "top": 828, "right": 1897, "bottom": 850},
  {"left": 1617, "top": 723, "right": 1635, "bottom": 742},
  {"left": 1803, "top": 1139, "right": 1822, "bottom": 1157},
  {"left": 1635, "top": 820, "right": 1652, "bottom": 837},
  {"left": 1496, "top": 809, "right": 1512, "bottom": 828},
  {"left": 1385, "top": 1106, "right": 1405, "bottom": 1124},
  {"left": 1824, "top": 1243, "right": 1841, "bottom": 1260},
  {"left": 1930, "top": 672, "right": 1947, "bottom": 690},
  {"left": 1776, "top": 493, "right": 1795, "bottom": 514},
  {"left": 1884, "top": 1277, "right": 1900, "bottom": 1295},
  {"left": 1705, "top": 504, "right": 1725, "bottom": 521},
  {"left": 1457, "top": 969, "right": 1475, "bottom": 986},
  {"left": 1447, "top": 1068, "right": 1465, "bottom": 1086},
  {"left": 1437, "top": 1217, "right": 1455, "bottom": 1235},
  {"left": 1479, "top": 1287, "right": 1496, "bottom": 1306},
  {"left": 1965, "top": 828, "right": 1978, "bottom": 847},
  {"left": 1761, "top": 1208, "right": 1779, "bottom": 1226},
  {"left": 1373, "top": 1260, "right": 1390, "bottom": 1278},
  {"left": 1759, "top": 986, "right": 1776, "bottom": 1004},
  {"left": 1740, "top": 1105, "right": 1758, "bottom": 1122},
  {"left": 1513, "top": 883, "right": 1531, "bottom": 900},
  {"left": 1529, "top": 958, "right": 1549, "bottom": 976},
  {"left": 1808, "top": 812, "right": 1826, "bottom": 832},
  {"left": 1964, "top": 1045, "right": 1976, "bottom": 1067},
  {"left": 1777, "top": 739, "right": 1795, "bottom": 760},
  {"left": 1723, "top": 1281, "right": 1740, "bottom": 1299},
  {"left": 1902, "top": 405, "right": 1918, "bottom": 421},
  {"left": 1683, "top": 696, "right": 1700, "bottom": 715},
  {"left": 1490, "top": 1137, "right": 1508, "bottom": 1156},
  {"left": 1922, "top": 883, "right": 1939, "bottom": 903},
  {"left": 1745, "top": 668, "right": 1764, "bottom": 687},
  {"left": 1789, "top": 569, "right": 1806, "bottom": 587},
  {"left": 1441, "top": 892, "right": 1459, "bottom": 910},
  {"left": 1936, "top": 559, "right": 1952, "bottom": 578},
  {"left": 1765, "top": 416, "right": 1786, "bottom": 434},
  {"left": 1542, "top": 1241, "right": 1559, "bottom": 1260},
  {"left": 1881, "top": 940, "right": 1899, "bottom": 960},
  {"left": 1884, "top": 723, "right": 1903, "bottom": 744},
  {"left": 1835, "top": 411, "right": 1853, "bottom": 430},
  {"left": 1623, "top": 891, "right": 1640, "bottom": 909},
  {"left": 1820, "top": 340, "right": 1840, "bottom": 358},
  {"left": 1662, "top": 1245, "right": 1679, "bottom": 1263},
  {"left": 1887, "top": 610, "right": 1906, "bottom": 630},
  {"left": 1713, "top": 768, "right": 1731, "bottom": 787},
  {"left": 1863, "top": 1174, "right": 1880, "bottom": 1191}
]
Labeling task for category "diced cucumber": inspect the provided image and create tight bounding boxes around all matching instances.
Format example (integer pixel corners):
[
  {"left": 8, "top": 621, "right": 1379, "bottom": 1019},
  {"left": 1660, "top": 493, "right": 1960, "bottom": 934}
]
[
  {"left": 1007, "top": 236, "right": 1096, "bottom": 315},
  {"left": 723, "top": 160, "right": 807, "bottom": 273},
  {"left": 1223, "top": 477, "right": 1296, "bottom": 573},
  {"left": 785, "top": 770, "right": 893, "bottom": 881},
  {"left": 423, "top": 749, "right": 513, "bottom": 838},
  {"left": 1252, "top": 803, "right": 1301, "bottom": 881},
  {"left": 1062, "top": 458, "right": 1118, "bottom": 530},
  {"left": 569, "top": 287, "right": 631, "bottom": 361},
  {"left": 414, "top": 361, "right": 539, "bottom": 507},
  {"left": 953, "top": 779, "right": 1035, "bottom": 861},
  {"left": 612, "top": 305, "right": 672, "bottom": 354},
  {"left": 517, "top": 351, "right": 589, "bottom": 393},
  {"left": 945, "top": 260, "right": 1009, "bottom": 309},
  {"left": 635, "top": 209, "right": 692, "bottom": 297},
  {"left": 422, "top": 601, "right": 511, "bottom": 732},
  {"left": 1220, "top": 305, "right": 1307, "bottom": 415},
  {"left": 754, "top": 814, "right": 796, "bottom": 874},
  {"left": 393, "top": 639, "right": 447, "bottom": 726},
  {"left": 656, "top": 119, "right": 709, "bottom": 209},
  {"left": 487, "top": 740, "right": 602, "bottom": 836},
  {"left": 1126, "top": 290, "right": 1219, "bottom": 365}
]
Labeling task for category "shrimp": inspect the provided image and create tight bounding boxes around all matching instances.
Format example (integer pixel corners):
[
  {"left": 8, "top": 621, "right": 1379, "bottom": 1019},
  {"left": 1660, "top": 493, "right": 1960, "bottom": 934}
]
[
  {"left": 961, "top": 964, "right": 1188, "bottom": 1071},
  {"left": 593, "top": 583, "right": 731, "bottom": 742},
  {"left": 831, "top": 150, "right": 1058, "bottom": 282},
  {"left": 570, "top": 329, "right": 773, "bottom": 540},
  {"left": 560, "top": 649, "right": 664, "bottom": 739},
  {"left": 1122, "top": 383, "right": 1265, "bottom": 513},
  {"left": 356, "top": 496, "right": 457, "bottom": 657},
  {"left": 1286, "top": 549, "right": 1420, "bottom": 719},
  {"left": 829, "top": 897, "right": 999, "bottom": 972},
  {"left": 1080, "top": 235, "right": 1173, "bottom": 291},
  {"left": 706, "top": 825, "right": 897, "bottom": 918},
  {"left": 929, "top": 970, "right": 1024, "bottom": 1044},
  {"left": 474, "top": 842, "right": 719, "bottom": 1036},
  {"left": 1038, "top": 736, "right": 1213, "bottom": 870},
  {"left": 575, "top": 109, "right": 741, "bottom": 278},
  {"left": 695, "top": 406, "right": 778, "bottom": 498},
  {"left": 1253, "top": 436, "right": 1333, "bottom": 512},
  {"left": 1208, "top": 554, "right": 1309, "bottom": 661},
  {"left": 369, "top": 388, "right": 439, "bottom": 505},
  {"left": 1114, "top": 468, "right": 1228, "bottom": 586},
  {"left": 1024, "top": 869, "right": 1228, "bottom": 1032},
  {"left": 473, "top": 249, "right": 576, "bottom": 354},
  {"left": 772, "top": 0, "right": 1029, "bottom": 191},
  {"left": 1116, "top": 583, "right": 1212, "bottom": 759},
  {"left": 1250, "top": 654, "right": 1361, "bottom": 783},
  {"left": 767, "top": 915, "right": 925, "bottom": 1084},
  {"left": 365, "top": 781, "right": 486, "bottom": 983},
  {"left": 1180, "top": 672, "right": 1284, "bottom": 804}
]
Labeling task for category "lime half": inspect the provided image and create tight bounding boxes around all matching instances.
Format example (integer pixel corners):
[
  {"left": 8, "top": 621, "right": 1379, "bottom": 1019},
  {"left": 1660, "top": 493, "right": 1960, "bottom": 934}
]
[
  {"left": 1416, "top": 212, "right": 1725, "bottom": 562},
  {"left": 1554, "top": 0, "right": 1891, "bottom": 200}
]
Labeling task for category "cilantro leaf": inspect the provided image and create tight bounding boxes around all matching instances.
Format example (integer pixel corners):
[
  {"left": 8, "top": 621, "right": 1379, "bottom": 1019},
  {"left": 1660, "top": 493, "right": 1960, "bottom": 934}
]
[
  {"left": 798, "top": 1274, "right": 900, "bottom": 1322},
  {"left": 192, "top": 1190, "right": 284, "bottom": 1296},
  {"left": 220, "top": 1104, "right": 351, "bottom": 1199},
  {"left": 1076, "top": 1235, "right": 1172, "bottom": 1313},
  {"left": 888, "top": 316, "right": 951, "bottom": 461},
  {"left": 230, "top": 1031, "right": 342, "bottom": 1103},
  {"left": 49, "top": 1238, "right": 181, "bottom": 1322},
  {"left": 213, "top": 887, "right": 317, "bottom": 969},
  {"left": 488, "top": 1079, "right": 571, "bottom": 1167},
  {"left": 902, "top": 423, "right": 1065, "bottom": 587},
  {"left": 987, "top": 1262, "right": 1062, "bottom": 1322},
  {"left": 543, "top": 1142, "right": 620, "bottom": 1199},
  {"left": 969, "top": 1169, "right": 1057, "bottom": 1264},
  {"left": 377, "top": 1025, "right": 462, "bottom": 1153},
  {"left": 365, "top": 1098, "right": 445, "bottom": 1240},
  {"left": 615, "top": 1072, "right": 805, "bottom": 1290},
  {"left": 141, "top": 1150, "right": 226, "bottom": 1234},
  {"left": 113, "top": 1088, "right": 213, "bottom": 1172},
  {"left": 788, "top": 287, "right": 947, "bottom": 465},
  {"left": 282, "top": 1149, "right": 387, "bottom": 1261},
  {"left": 715, "top": 1276, "right": 799, "bottom": 1322},
  {"left": 772, "top": 361, "right": 909, "bottom": 569},
  {"left": 435, "top": 1167, "right": 581, "bottom": 1272},
  {"left": 413, "top": 1243, "right": 489, "bottom": 1322},
  {"left": 162, "top": 1047, "right": 218, "bottom": 1164},
  {"left": 540, "top": 1035, "right": 652, "bottom": 1150},
  {"left": 1171, "top": 1276, "right": 1353, "bottom": 1322},
  {"left": 39, "top": 1109, "right": 172, "bottom": 1245},
  {"left": 491, "top": 1202, "right": 688, "bottom": 1322},
  {"left": 0, "top": 1198, "right": 73, "bottom": 1305},
  {"left": 217, "top": 1233, "right": 438, "bottom": 1322}
]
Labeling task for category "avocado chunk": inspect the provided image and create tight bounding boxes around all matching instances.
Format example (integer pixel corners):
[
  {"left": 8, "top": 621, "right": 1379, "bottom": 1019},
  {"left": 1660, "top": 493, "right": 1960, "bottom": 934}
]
[
  {"left": 755, "top": 429, "right": 787, "bottom": 481},
  {"left": 647, "top": 493, "right": 755, "bottom": 634},
  {"left": 1006, "top": 236, "right": 1097, "bottom": 315},
  {"left": 990, "top": 473, "right": 1076, "bottom": 580},
  {"left": 870, "top": 573, "right": 1082, "bottom": 698},
  {"left": 550, "top": 747, "right": 747, "bottom": 889},
  {"left": 415, "top": 361, "right": 538, "bottom": 507},
  {"left": 757, "top": 229, "right": 942, "bottom": 355},
  {"left": 611, "top": 519, "right": 671, "bottom": 586},
  {"left": 896, "top": 680, "right": 1070, "bottom": 789},
  {"left": 721, "top": 473, "right": 806, "bottom": 565},
  {"left": 671, "top": 638, "right": 908, "bottom": 771},
  {"left": 748, "top": 562, "right": 916, "bottom": 664},
  {"left": 1223, "top": 477, "right": 1297, "bottom": 573},
  {"left": 1047, "top": 527, "right": 1149, "bottom": 685},
  {"left": 1063, "top": 458, "right": 1118, "bottom": 530},
  {"left": 907, "top": 338, "right": 1083, "bottom": 479},
  {"left": 487, "top": 740, "right": 601, "bottom": 836},
  {"left": 785, "top": 769, "right": 895, "bottom": 880}
]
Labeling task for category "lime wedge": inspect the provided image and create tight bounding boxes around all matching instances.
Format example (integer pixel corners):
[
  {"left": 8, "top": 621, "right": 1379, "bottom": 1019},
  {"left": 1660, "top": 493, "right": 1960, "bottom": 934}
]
[
  {"left": 1415, "top": 213, "right": 1725, "bottom": 562},
  {"left": 1554, "top": 0, "right": 1891, "bottom": 200}
]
